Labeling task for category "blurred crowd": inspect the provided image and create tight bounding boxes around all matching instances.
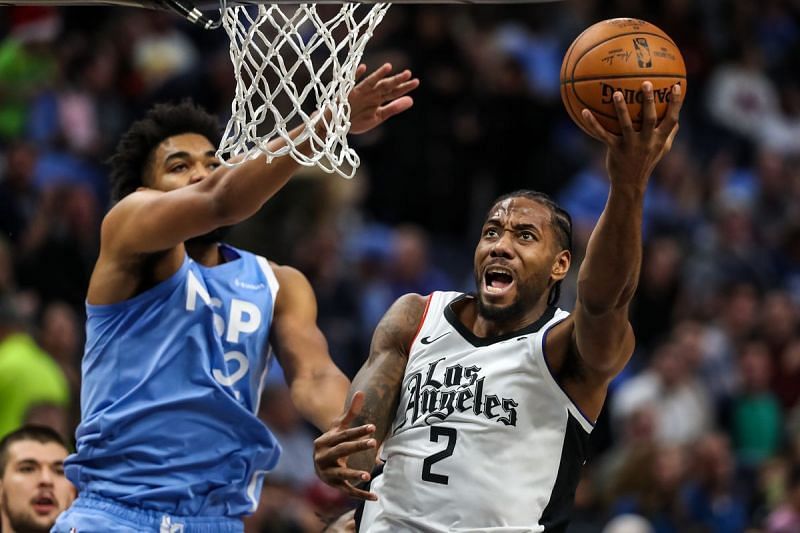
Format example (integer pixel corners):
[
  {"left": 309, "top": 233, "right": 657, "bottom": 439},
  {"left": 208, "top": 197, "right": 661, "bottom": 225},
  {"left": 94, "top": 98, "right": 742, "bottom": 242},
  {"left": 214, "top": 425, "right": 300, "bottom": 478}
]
[{"left": 1, "top": 0, "right": 800, "bottom": 532}]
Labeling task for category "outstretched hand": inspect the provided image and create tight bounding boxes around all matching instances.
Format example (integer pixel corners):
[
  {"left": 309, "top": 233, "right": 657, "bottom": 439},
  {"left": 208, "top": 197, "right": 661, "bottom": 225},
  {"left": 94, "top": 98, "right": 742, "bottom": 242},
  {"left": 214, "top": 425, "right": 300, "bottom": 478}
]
[
  {"left": 581, "top": 81, "right": 683, "bottom": 188},
  {"left": 313, "top": 391, "right": 379, "bottom": 501},
  {"left": 348, "top": 63, "right": 419, "bottom": 135}
]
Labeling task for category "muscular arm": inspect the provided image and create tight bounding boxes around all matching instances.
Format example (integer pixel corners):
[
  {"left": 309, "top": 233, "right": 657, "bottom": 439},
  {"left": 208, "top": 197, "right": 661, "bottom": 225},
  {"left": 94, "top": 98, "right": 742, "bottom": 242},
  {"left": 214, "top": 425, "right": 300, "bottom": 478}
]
[
  {"left": 103, "top": 64, "right": 418, "bottom": 258},
  {"left": 102, "top": 123, "right": 330, "bottom": 258},
  {"left": 270, "top": 265, "right": 349, "bottom": 431},
  {"left": 548, "top": 83, "right": 682, "bottom": 418},
  {"left": 345, "top": 293, "right": 427, "bottom": 473},
  {"left": 574, "top": 85, "right": 681, "bottom": 375},
  {"left": 571, "top": 184, "right": 641, "bottom": 375}
]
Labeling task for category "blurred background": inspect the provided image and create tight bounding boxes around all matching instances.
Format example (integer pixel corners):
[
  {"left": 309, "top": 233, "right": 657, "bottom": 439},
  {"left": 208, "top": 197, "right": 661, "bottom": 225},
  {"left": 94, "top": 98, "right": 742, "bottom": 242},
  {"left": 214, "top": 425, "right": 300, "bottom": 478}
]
[{"left": 1, "top": 0, "right": 800, "bottom": 531}]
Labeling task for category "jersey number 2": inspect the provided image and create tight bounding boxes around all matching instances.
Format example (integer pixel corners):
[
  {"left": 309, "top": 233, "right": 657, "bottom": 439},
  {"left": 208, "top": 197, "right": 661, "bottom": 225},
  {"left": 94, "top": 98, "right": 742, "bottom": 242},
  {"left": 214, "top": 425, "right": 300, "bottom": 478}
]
[{"left": 422, "top": 426, "right": 457, "bottom": 485}]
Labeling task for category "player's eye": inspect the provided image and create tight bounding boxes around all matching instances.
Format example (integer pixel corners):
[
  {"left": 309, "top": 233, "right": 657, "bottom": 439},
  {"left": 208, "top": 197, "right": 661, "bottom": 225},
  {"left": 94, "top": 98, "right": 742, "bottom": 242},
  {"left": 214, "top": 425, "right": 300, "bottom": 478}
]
[
  {"left": 18, "top": 464, "right": 36, "bottom": 473},
  {"left": 53, "top": 465, "right": 65, "bottom": 476},
  {"left": 207, "top": 161, "right": 221, "bottom": 170},
  {"left": 170, "top": 163, "right": 188, "bottom": 173},
  {"left": 519, "top": 231, "right": 535, "bottom": 241},
  {"left": 483, "top": 228, "right": 499, "bottom": 238}
]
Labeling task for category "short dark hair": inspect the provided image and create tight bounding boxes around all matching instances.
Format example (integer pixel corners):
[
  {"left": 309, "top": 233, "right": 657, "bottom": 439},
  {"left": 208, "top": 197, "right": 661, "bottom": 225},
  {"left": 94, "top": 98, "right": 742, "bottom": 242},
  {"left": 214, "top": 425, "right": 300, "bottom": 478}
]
[
  {"left": 486, "top": 190, "right": 573, "bottom": 306},
  {"left": 0, "top": 425, "right": 68, "bottom": 475},
  {"left": 108, "top": 100, "right": 221, "bottom": 202}
]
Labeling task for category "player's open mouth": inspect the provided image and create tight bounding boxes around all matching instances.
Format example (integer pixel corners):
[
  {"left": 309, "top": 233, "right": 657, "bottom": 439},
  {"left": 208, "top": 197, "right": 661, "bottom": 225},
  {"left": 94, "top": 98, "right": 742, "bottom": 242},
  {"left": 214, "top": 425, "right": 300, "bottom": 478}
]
[
  {"left": 484, "top": 267, "right": 515, "bottom": 295},
  {"left": 31, "top": 495, "right": 56, "bottom": 515}
]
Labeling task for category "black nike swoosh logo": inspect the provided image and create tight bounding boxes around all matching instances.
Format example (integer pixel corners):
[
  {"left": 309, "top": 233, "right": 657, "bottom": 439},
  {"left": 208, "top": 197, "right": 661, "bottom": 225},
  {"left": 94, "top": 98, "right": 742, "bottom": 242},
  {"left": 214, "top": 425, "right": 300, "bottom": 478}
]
[{"left": 420, "top": 332, "right": 451, "bottom": 345}]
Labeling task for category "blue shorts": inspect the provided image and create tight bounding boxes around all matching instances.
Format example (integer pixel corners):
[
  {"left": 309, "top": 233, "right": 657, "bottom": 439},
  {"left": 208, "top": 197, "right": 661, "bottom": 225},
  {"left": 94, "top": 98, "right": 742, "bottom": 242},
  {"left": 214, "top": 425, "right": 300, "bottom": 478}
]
[{"left": 52, "top": 494, "right": 244, "bottom": 533}]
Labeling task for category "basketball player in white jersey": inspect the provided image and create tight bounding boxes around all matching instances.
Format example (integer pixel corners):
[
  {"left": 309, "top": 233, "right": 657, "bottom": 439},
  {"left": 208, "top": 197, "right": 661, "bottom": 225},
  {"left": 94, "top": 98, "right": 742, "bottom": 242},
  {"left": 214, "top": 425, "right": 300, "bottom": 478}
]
[{"left": 313, "top": 81, "right": 683, "bottom": 532}]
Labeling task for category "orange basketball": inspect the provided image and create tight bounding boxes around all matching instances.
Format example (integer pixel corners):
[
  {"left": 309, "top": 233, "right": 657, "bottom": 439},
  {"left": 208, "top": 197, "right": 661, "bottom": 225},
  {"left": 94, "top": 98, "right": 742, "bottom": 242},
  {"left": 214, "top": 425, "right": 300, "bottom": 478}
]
[{"left": 560, "top": 18, "right": 686, "bottom": 136}]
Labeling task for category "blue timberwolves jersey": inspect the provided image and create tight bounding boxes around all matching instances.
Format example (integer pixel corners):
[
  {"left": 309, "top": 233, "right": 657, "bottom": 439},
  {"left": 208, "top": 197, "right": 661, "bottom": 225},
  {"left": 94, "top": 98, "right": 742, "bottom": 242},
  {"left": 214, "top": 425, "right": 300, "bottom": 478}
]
[{"left": 65, "top": 244, "right": 281, "bottom": 517}]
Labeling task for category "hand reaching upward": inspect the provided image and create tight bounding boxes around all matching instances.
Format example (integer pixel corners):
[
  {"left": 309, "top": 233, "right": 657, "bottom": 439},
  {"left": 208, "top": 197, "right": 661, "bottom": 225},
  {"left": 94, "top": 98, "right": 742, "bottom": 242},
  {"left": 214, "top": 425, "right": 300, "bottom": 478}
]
[
  {"left": 582, "top": 82, "right": 683, "bottom": 190},
  {"left": 348, "top": 63, "right": 420, "bottom": 135}
]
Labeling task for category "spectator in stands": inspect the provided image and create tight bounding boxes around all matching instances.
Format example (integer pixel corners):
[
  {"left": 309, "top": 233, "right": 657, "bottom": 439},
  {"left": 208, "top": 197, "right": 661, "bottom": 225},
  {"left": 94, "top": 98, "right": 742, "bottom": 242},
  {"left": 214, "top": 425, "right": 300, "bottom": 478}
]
[
  {"left": 775, "top": 339, "right": 800, "bottom": 414},
  {"left": 608, "top": 444, "right": 689, "bottom": 533},
  {"left": 37, "top": 301, "right": 82, "bottom": 426},
  {"left": 612, "top": 339, "right": 712, "bottom": 446},
  {"left": 766, "top": 464, "right": 800, "bottom": 533},
  {"left": 0, "top": 425, "right": 75, "bottom": 533},
  {"left": 0, "top": 297, "right": 69, "bottom": 439},
  {"left": 0, "top": 142, "right": 39, "bottom": 244},
  {"left": 0, "top": 7, "right": 59, "bottom": 141},
  {"left": 723, "top": 340, "right": 783, "bottom": 468},
  {"left": 682, "top": 432, "right": 748, "bottom": 533}
]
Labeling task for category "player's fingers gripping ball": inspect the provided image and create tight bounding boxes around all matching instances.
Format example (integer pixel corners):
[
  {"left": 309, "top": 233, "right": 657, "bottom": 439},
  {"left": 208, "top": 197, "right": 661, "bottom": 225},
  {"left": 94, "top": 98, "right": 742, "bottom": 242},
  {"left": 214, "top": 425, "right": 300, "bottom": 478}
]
[{"left": 560, "top": 18, "right": 686, "bottom": 136}]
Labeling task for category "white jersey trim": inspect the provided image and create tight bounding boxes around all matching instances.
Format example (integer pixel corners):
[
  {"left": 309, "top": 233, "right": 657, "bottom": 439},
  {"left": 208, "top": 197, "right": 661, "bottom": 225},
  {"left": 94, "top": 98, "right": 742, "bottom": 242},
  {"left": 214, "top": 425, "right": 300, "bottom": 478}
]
[
  {"left": 255, "top": 256, "right": 280, "bottom": 315},
  {"left": 254, "top": 256, "right": 280, "bottom": 415},
  {"left": 534, "top": 312, "right": 596, "bottom": 433}
]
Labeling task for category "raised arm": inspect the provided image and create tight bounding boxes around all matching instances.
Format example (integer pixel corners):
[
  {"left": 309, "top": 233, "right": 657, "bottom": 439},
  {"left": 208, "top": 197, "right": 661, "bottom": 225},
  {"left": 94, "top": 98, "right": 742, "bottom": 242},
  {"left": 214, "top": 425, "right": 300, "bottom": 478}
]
[
  {"left": 547, "top": 82, "right": 683, "bottom": 418},
  {"left": 270, "top": 264, "right": 350, "bottom": 431},
  {"left": 104, "top": 64, "right": 419, "bottom": 257},
  {"left": 313, "top": 293, "right": 427, "bottom": 499}
]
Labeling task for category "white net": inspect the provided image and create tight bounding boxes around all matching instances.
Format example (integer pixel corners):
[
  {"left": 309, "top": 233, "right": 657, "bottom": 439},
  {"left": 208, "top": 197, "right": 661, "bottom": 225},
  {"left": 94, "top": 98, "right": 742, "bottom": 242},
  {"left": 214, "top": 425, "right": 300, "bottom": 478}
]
[{"left": 219, "top": 3, "right": 391, "bottom": 178}]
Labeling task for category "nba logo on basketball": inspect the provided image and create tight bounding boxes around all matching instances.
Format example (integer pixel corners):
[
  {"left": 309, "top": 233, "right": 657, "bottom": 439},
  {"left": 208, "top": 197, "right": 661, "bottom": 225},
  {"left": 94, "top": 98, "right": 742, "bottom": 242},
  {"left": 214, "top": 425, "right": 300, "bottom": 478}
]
[{"left": 632, "top": 38, "right": 652, "bottom": 68}]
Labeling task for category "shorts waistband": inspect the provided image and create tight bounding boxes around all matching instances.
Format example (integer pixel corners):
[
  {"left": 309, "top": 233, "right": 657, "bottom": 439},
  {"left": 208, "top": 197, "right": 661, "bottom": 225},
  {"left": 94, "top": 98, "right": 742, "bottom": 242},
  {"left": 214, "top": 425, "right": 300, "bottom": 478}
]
[{"left": 73, "top": 494, "right": 243, "bottom": 532}]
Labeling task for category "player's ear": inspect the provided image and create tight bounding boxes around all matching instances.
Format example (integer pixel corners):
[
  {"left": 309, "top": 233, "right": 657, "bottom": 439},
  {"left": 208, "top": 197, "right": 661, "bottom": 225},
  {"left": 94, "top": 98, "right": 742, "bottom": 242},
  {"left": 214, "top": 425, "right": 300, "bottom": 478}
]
[{"left": 551, "top": 250, "right": 570, "bottom": 281}]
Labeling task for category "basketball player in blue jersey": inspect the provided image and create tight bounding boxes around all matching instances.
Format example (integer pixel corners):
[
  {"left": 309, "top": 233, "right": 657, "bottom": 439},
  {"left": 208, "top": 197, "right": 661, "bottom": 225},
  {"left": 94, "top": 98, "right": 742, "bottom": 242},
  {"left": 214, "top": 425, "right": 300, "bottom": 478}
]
[
  {"left": 51, "top": 63, "right": 418, "bottom": 533},
  {"left": 313, "top": 81, "right": 684, "bottom": 532}
]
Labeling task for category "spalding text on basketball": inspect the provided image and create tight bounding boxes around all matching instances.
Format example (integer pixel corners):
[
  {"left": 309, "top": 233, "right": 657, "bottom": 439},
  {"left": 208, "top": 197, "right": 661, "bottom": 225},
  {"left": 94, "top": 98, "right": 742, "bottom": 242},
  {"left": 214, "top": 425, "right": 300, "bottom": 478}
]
[{"left": 600, "top": 82, "right": 680, "bottom": 105}]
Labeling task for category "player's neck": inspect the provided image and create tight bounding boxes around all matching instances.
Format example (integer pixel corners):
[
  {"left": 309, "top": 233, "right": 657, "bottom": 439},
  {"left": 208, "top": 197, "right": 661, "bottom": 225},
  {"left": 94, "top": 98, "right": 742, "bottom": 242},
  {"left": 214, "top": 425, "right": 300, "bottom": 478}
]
[
  {"left": 185, "top": 242, "right": 226, "bottom": 267},
  {"left": 465, "top": 297, "right": 551, "bottom": 338}
]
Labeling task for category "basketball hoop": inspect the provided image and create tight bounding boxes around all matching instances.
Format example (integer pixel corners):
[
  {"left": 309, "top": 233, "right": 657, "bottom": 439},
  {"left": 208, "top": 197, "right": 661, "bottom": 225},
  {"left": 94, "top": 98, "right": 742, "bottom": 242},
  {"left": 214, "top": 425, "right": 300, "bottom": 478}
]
[
  {"left": 137, "top": 1, "right": 389, "bottom": 177},
  {"left": 218, "top": 2, "right": 390, "bottom": 178},
  {"left": 1, "top": 0, "right": 561, "bottom": 178}
]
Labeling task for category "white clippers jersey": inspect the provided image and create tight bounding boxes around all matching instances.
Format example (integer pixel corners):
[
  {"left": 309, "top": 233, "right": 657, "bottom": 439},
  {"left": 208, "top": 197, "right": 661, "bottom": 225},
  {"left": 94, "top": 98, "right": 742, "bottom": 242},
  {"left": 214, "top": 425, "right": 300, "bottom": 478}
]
[{"left": 358, "top": 292, "right": 594, "bottom": 533}]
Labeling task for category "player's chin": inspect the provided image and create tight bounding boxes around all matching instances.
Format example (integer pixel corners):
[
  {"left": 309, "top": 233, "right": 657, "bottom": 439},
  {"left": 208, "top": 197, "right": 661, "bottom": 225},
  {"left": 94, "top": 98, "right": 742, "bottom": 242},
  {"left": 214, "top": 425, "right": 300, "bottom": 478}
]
[
  {"left": 476, "top": 296, "right": 522, "bottom": 324},
  {"left": 478, "top": 288, "right": 518, "bottom": 315}
]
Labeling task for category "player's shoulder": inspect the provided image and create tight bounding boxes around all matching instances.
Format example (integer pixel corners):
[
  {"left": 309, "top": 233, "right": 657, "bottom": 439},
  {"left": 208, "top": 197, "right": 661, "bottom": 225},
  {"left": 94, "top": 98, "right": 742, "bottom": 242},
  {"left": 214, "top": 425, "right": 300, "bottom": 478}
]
[
  {"left": 545, "top": 308, "right": 574, "bottom": 336},
  {"left": 391, "top": 292, "right": 429, "bottom": 320},
  {"left": 372, "top": 293, "right": 429, "bottom": 350},
  {"left": 392, "top": 291, "right": 467, "bottom": 327},
  {"left": 102, "top": 189, "right": 161, "bottom": 225},
  {"left": 267, "top": 261, "right": 308, "bottom": 287},
  {"left": 266, "top": 262, "right": 316, "bottom": 316},
  {"left": 100, "top": 189, "right": 166, "bottom": 252}
]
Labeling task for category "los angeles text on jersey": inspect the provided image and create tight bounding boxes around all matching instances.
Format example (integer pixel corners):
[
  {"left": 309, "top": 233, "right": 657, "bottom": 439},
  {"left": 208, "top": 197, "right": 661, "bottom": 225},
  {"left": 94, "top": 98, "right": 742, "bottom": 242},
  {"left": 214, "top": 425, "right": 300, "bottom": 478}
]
[{"left": 396, "top": 356, "right": 518, "bottom": 429}]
